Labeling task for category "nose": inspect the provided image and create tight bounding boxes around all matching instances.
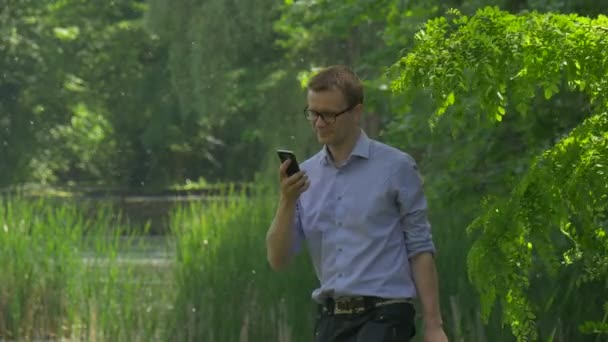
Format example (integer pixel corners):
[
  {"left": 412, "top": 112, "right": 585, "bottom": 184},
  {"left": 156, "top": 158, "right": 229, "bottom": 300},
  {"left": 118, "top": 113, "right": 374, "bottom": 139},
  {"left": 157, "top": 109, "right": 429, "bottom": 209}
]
[{"left": 314, "top": 116, "right": 327, "bottom": 129}]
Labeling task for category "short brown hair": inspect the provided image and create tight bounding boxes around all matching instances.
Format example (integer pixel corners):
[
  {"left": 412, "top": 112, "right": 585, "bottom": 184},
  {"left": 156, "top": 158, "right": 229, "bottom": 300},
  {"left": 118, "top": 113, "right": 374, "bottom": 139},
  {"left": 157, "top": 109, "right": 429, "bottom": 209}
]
[{"left": 307, "top": 65, "right": 364, "bottom": 107}]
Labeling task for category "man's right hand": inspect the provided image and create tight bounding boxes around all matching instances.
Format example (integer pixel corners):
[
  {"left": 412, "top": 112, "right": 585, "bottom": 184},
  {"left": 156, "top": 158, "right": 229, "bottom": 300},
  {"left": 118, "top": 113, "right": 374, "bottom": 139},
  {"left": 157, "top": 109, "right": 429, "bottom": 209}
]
[{"left": 279, "top": 159, "right": 309, "bottom": 203}]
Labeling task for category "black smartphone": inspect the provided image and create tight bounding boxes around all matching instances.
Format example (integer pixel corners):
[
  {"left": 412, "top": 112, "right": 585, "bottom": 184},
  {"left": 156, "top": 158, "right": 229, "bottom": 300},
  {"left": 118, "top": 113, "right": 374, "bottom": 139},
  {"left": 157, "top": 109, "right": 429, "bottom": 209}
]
[{"left": 276, "top": 149, "right": 300, "bottom": 176}]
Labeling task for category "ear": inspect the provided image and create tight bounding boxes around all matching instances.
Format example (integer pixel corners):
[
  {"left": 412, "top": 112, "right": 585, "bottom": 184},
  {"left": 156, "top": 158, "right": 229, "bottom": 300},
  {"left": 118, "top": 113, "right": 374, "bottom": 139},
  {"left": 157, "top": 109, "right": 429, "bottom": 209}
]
[{"left": 353, "top": 103, "right": 363, "bottom": 113}]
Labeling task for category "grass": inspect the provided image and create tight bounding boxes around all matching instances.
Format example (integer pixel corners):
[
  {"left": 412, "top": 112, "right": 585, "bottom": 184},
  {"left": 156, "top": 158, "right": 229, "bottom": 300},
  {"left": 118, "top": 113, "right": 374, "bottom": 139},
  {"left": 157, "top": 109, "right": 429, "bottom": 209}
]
[
  {"left": 0, "top": 186, "right": 509, "bottom": 341},
  {"left": 0, "top": 186, "right": 317, "bottom": 341},
  {"left": 167, "top": 184, "right": 317, "bottom": 342},
  {"left": 0, "top": 197, "right": 82, "bottom": 340},
  {"left": 0, "top": 196, "right": 170, "bottom": 341},
  {"left": 6, "top": 184, "right": 599, "bottom": 341}
]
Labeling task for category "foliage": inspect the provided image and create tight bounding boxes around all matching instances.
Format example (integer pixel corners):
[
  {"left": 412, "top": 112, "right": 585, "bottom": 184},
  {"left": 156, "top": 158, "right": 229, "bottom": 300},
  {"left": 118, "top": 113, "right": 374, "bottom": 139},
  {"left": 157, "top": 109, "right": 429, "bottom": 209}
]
[
  {"left": 0, "top": 197, "right": 169, "bottom": 340},
  {"left": 2, "top": 0, "right": 606, "bottom": 189},
  {"left": 468, "top": 112, "right": 608, "bottom": 339},
  {"left": 390, "top": 7, "right": 608, "bottom": 340},
  {"left": 167, "top": 186, "right": 317, "bottom": 341},
  {"left": 0, "top": 0, "right": 181, "bottom": 187},
  {"left": 390, "top": 7, "right": 608, "bottom": 126},
  {"left": 1, "top": 1, "right": 63, "bottom": 184},
  {"left": 3, "top": 0, "right": 608, "bottom": 340},
  {"left": 145, "top": 0, "right": 314, "bottom": 183},
  {"left": 274, "top": 0, "right": 446, "bottom": 126},
  {"left": 0, "top": 197, "right": 82, "bottom": 339}
]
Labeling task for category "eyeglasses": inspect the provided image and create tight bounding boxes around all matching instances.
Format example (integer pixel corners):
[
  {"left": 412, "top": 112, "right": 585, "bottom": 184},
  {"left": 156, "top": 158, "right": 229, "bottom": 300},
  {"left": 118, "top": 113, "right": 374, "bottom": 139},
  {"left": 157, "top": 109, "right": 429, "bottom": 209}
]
[{"left": 303, "top": 104, "right": 357, "bottom": 124}]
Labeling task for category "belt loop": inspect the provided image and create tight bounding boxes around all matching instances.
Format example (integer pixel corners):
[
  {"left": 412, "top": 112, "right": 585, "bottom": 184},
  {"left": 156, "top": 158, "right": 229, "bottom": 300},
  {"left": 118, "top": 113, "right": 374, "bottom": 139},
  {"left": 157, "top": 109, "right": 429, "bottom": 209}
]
[
  {"left": 363, "top": 296, "right": 375, "bottom": 310},
  {"left": 323, "top": 298, "right": 335, "bottom": 315}
]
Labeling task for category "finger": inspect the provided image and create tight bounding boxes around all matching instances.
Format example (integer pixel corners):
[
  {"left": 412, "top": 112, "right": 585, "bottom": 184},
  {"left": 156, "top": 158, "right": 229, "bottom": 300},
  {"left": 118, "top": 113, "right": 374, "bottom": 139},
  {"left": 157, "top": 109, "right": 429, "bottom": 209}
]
[
  {"left": 299, "top": 179, "right": 310, "bottom": 193},
  {"left": 284, "top": 174, "right": 305, "bottom": 192},
  {"left": 279, "top": 159, "right": 291, "bottom": 176},
  {"left": 292, "top": 174, "right": 309, "bottom": 190},
  {"left": 280, "top": 173, "right": 303, "bottom": 193},
  {"left": 284, "top": 171, "right": 305, "bottom": 186}
]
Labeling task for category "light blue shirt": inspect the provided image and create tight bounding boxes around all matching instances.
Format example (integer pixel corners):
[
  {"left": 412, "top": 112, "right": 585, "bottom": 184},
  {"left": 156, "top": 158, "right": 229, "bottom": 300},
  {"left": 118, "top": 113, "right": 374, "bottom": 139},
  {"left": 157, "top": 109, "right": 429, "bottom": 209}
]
[{"left": 292, "top": 130, "right": 436, "bottom": 303}]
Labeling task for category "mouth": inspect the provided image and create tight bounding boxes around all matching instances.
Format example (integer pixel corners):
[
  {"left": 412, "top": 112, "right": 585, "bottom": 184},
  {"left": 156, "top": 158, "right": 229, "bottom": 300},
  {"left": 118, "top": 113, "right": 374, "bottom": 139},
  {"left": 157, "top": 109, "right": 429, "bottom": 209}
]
[
  {"left": 316, "top": 129, "right": 331, "bottom": 137},
  {"left": 317, "top": 133, "right": 330, "bottom": 141}
]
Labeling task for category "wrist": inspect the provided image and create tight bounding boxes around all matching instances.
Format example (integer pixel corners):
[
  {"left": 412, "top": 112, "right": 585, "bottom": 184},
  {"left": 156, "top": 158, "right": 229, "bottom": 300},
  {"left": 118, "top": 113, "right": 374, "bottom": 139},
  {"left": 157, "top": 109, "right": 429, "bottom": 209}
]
[
  {"left": 423, "top": 317, "right": 443, "bottom": 330},
  {"left": 278, "top": 196, "right": 298, "bottom": 213},
  {"left": 279, "top": 195, "right": 296, "bottom": 207}
]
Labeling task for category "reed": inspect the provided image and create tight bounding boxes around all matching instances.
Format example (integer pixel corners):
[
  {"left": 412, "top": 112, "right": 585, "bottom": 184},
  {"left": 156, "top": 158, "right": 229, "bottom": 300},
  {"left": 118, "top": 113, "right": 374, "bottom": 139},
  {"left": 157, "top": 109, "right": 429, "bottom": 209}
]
[
  {"left": 166, "top": 184, "right": 317, "bottom": 341},
  {"left": 6, "top": 186, "right": 583, "bottom": 341},
  {"left": 0, "top": 197, "right": 82, "bottom": 340},
  {"left": 0, "top": 196, "right": 169, "bottom": 341}
]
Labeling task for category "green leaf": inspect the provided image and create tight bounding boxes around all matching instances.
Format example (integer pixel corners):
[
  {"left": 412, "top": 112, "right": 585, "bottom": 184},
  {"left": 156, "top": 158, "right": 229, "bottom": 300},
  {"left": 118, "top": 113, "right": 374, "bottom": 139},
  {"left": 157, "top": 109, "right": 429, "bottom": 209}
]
[
  {"left": 447, "top": 91, "right": 455, "bottom": 105},
  {"left": 53, "top": 26, "right": 80, "bottom": 41}
]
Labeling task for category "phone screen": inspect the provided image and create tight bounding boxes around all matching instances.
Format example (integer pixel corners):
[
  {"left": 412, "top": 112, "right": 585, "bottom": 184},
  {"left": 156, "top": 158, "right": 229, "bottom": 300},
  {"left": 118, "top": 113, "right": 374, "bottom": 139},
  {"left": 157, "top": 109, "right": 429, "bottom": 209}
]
[{"left": 276, "top": 149, "right": 300, "bottom": 176}]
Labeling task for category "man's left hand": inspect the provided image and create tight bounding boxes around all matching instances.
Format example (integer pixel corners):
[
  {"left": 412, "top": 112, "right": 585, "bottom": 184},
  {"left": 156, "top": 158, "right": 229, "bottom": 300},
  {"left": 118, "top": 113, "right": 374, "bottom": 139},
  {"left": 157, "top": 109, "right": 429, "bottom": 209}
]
[{"left": 424, "top": 326, "right": 448, "bottom": 342}]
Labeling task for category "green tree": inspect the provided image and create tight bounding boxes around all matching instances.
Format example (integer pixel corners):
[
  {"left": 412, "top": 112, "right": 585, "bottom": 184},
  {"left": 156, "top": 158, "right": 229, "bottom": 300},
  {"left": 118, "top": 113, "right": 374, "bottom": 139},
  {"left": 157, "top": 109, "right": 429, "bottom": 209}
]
[
  {"left": 34, "top": 0, "right": 192, "bottom": 187},
  {"left": 1, "top": 0, "right": 60, "bottom": 185},
  {"left": 390, "top": 7, "right": 608, "bottom": 340},
  {"left": 0, "top": 1, "right": 222, "bottom": 188},
  {"left": 145, "top": 0, "right": 314, "bottom": 184}
]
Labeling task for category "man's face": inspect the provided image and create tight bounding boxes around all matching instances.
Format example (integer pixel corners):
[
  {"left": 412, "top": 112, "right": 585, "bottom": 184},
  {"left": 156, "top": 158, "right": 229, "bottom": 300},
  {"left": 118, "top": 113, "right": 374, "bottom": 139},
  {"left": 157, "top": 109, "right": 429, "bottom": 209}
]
[{"left": 306, "top": 88, "right": 359, "bottom": 146}]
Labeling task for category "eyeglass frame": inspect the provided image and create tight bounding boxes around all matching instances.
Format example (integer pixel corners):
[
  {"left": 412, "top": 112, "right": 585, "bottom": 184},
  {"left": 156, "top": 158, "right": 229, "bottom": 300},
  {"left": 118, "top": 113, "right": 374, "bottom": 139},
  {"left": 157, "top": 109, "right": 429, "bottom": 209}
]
[{"left": 303, "top": 103, "right": 358, "bottom": 124}]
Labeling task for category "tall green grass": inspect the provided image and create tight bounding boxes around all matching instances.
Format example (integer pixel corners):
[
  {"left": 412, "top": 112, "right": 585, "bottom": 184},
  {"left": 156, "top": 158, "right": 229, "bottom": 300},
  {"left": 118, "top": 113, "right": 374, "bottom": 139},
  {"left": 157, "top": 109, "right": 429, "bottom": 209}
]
[
  {"left": 1, "top": 188, "right": 317, "bottom": 342},
  {"left": 6, "top": 185, "right": 520, "bottom": 341},
  {"left": 0, "top": 197, "right": 82, "bottom": 340},
  {"left": 0, "top": 197, "right": 169, "bottom": 341},
  {"left": 167, "top": 185, "right": 317, "bottom": 342}
]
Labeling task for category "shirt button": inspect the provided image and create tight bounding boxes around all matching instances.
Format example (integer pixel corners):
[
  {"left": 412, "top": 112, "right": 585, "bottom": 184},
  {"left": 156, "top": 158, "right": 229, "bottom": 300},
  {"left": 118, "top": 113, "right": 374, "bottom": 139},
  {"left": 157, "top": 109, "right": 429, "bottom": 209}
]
[
  {"left": 338, "top": 222, "right": 342, "bottom": 226},
  {"left": 338, "top": 248, "right": 343, "bottom": 252},
  {"left": 337, "top": 196, "right": 342, "bottom": 200},
  {"left": 339, "top": 273, "right": 343, "bottom": 277}
]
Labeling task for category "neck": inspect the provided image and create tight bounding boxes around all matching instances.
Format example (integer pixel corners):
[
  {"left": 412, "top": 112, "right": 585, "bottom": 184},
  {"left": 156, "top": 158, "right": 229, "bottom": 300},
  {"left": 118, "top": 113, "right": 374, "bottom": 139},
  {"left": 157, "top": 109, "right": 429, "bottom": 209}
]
[{"left": 328, "top": 129, "right": 361, "bottom": 165}]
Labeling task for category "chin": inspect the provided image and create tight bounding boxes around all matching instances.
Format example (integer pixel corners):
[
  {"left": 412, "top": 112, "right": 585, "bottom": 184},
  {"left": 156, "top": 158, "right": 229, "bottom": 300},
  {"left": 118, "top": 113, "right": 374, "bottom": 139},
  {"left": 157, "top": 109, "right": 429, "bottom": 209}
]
[{"left": 317, "top": 133, "right": 332, "bottom": 145}]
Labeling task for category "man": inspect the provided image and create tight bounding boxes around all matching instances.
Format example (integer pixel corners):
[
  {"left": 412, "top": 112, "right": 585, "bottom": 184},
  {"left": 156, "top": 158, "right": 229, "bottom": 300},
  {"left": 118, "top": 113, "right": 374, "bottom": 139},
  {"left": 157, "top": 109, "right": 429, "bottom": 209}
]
[{"left": 266, "top": 65, "right": 448, "bottom": 342}]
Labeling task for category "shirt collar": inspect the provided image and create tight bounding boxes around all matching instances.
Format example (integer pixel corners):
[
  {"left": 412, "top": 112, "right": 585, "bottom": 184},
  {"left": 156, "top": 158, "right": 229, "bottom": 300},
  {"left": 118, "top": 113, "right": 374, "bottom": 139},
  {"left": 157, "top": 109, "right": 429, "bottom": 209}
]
[{"left": 320, "top": 129, "right": 371, "bottom": 165}]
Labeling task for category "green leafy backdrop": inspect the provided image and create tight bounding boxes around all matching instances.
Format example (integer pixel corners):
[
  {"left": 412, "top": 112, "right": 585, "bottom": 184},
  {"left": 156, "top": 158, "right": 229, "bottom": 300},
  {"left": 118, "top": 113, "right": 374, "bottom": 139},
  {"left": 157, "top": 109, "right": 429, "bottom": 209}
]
[{"left": 1, "top": 0, "right": 607, "bottom": 340}]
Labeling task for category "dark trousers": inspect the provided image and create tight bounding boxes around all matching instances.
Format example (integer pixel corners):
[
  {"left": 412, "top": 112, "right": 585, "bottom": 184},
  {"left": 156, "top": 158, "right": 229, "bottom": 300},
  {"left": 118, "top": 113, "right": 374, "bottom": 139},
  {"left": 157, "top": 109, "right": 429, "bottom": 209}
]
[{"left": 314, "top": 302, "right": 416, "bottom": 342}]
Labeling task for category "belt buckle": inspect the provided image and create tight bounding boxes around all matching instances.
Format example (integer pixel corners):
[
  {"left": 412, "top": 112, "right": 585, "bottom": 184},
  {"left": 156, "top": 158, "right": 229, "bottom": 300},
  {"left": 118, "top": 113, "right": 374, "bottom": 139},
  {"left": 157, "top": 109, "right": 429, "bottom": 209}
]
[{"left": 333, "top": 297, "right": 365, "bottom": 315}]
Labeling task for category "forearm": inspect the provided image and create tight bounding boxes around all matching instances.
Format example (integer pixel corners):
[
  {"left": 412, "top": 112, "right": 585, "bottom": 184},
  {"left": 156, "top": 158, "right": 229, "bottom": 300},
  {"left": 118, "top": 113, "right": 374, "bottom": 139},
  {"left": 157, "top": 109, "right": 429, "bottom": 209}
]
[
  {"left": 266, "top": 198, "right": 297, "bottom": 271},
  {"left": 410, "top": 252, "right": 443, "bottom": 329}
]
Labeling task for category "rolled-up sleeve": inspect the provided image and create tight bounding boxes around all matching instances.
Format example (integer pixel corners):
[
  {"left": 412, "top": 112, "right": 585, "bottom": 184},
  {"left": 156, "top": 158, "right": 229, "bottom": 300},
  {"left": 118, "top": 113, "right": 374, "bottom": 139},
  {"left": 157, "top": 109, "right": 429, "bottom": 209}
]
[
  {"left": 290, "top": 199, "right": 305, "bottom": 255},
  {"left": 394, "top": 158, "right": 436, "bottom": 258}
]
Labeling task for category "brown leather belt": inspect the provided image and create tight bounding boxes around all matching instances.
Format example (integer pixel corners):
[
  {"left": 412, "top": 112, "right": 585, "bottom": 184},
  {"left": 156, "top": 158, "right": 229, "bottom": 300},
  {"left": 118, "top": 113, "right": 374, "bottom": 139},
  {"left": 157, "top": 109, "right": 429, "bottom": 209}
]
[{"left": 321, "top": 296, "right": 413, "bottom": 315}]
